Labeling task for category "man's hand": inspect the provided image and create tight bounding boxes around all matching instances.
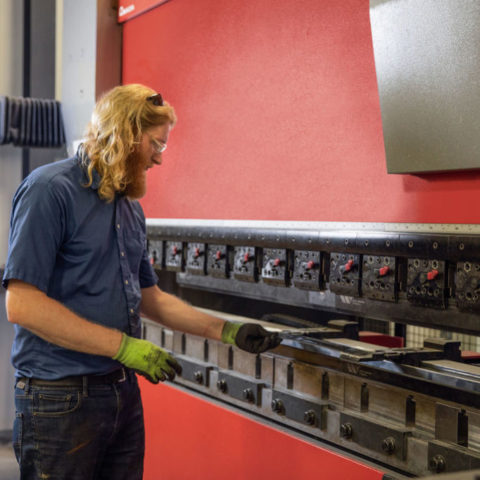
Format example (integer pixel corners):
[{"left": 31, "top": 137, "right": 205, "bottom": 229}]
[
  {"left": 221, "top": 321, "right": 281, "bottom": 353},
  {"left": 113, "top": 333, "right": 182, "bottom": 383}
]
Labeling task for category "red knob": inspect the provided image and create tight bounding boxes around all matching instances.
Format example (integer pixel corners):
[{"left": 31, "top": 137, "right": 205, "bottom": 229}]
[
  {"left": 274, "top": 258, "right": 281, "bottom": 267},
  {"left": 150, "top": 256, "right": 155, "bottom": 265},
  {"left": 216, "top": 250, "right": 222, "bottom": 260},
  {"left": 172, "top": 246, "right": 178, "bottom": 255},
  {"left": 243, "top": 252, "right": 250, "bottom": 263},
  {"left": 344, "top": 259, "right": 354, "bottom": 272},
  {"left": 379, "top": 266, "right": 389, "bottom": 276},
  {"left": 427, "top": 269, "right": 439, "bottom": 281},
  {"left": 194, "top": 247, "right": 200, "bottom": 257},
  {"left": 306, "top": 260, "right": 315, "bottom": 270}
]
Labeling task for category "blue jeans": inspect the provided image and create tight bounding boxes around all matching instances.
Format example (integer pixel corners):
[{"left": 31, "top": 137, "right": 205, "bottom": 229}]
[{"left": 13, "top": 369, "right": 145, "bottom": 480}]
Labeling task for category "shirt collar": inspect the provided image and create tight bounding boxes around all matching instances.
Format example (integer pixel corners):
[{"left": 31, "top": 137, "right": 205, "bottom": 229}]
[{"left": 75, "top": 149, "right": 101, "bottom": 191}]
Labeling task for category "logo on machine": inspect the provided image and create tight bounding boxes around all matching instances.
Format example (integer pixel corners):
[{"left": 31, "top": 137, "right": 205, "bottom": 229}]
[
  {"left": 338, "top": 295, "right": 365, "bottom": 306},
  {"left": 339, "top": 295, "right": 353, "bottom": 304},
  {"left": 119, "top": 3, "right": 135, "bottom": 17}
]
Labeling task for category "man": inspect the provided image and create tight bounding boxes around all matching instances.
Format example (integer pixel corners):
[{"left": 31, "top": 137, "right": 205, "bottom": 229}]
[{"left": 3, "top": 83, "right": 280, "bottom": 480}]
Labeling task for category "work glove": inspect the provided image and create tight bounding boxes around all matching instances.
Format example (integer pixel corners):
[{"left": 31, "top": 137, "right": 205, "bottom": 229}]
[
  {"left": 113, "top": 333, "right": 182, "bottom": 384},
  {"left": 221, "top": 321, "right": 281, "bottom": 354}
]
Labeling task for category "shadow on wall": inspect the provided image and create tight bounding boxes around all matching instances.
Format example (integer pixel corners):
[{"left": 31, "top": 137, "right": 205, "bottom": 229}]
[
  {"left": 0, "top": 290, "right": 15, "bottom": 432},
  {"left": 402, "top": 170, "right": 480, "bottom": 193}
]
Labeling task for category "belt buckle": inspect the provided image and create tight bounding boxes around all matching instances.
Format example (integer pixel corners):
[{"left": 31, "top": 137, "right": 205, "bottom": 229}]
[{"left": 118, "top": 368, "right": 127, "bottom": 383}]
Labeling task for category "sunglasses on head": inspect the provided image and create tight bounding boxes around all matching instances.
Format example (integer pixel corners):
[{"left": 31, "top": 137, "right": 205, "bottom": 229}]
[{"left": 146, "top": 93, "right": 164, "bottom": 106}]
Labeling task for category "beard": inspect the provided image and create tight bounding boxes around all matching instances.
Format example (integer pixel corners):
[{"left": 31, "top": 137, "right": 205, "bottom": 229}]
[{"left": 124, "top": 152, "right": 148, "bottom": 200}]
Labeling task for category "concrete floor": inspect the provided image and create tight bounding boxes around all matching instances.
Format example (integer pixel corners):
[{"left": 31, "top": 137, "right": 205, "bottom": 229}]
[{"left": 0, "top": 442, "right": 18, "bottom": 479}]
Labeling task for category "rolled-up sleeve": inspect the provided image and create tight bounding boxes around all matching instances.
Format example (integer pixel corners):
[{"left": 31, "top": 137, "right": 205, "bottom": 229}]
[
  {"left": 139, "top": 247, "right": 158, "bottom": 288},
  {"left": 135, "top": 203, "right": 158, "bottom": 289},
  {"left": 2, "top": 178, "right": 64, "bottom": 292}
]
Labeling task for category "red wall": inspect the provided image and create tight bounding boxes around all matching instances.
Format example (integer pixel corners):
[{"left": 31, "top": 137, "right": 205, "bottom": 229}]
[
  {"left": 122, "top": 0, "right": 480, "bottom": 223},
  {"left": 124, "top": 6, "right": 438, "bottom": 477},
  {"left": 140, "top": 379, "right": 384, "bottom": 480}
]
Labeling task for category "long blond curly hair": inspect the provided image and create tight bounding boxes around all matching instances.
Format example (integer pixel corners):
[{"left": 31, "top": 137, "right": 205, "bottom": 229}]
[{"left": 80, "top": 84, "right": 177, "bottom": 202}]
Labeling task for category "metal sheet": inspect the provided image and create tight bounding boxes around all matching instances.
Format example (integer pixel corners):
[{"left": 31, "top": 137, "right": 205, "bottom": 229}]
[{"left": 370, "top": 0, "right": 480, "bottom": 173}]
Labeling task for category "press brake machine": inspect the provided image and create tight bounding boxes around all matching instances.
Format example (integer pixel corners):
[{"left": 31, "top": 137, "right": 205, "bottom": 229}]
[{"left": 142, "top": 220, "right": 480, "bottom": 478}]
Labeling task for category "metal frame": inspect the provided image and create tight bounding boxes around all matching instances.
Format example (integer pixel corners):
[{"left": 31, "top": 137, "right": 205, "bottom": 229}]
[{"left": 147, "top": 219, "right": 480, "bottom": 335}]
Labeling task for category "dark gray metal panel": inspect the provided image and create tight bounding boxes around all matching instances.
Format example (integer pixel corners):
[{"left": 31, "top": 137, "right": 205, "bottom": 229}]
[
  {"left": 370, "top": 0, "right": 480, "bottom": 174},
  {"left": 29, "top": 0, "right": 55, "bottom": 100},
  {"left": 25, "top": 0, "right": 67, "bottom": 174}
]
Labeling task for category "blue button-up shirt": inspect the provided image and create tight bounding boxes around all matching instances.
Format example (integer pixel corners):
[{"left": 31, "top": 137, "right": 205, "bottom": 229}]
[{"left": 2, "top": 155, "right": 158, "bottom": 379}]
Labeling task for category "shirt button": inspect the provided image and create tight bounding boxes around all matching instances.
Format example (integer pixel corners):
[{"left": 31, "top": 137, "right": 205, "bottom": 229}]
[
  {"left": 125, "top": 280, "right": 129, "bottom": 285},
  {"left": 130, "top": 308, "right": 134, "bottom": 314},
  {"left": 121, "top": 251, "right": 125, "bottom": 257},
  {"left": 117, "top": 224, "right": 120, "bottom": 229}
]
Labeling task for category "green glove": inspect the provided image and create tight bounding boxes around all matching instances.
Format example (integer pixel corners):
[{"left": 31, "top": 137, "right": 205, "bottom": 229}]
[
  {"left": 113, "top": 333, "right": 182, "bottom": 384},
  {"left": 221, "top": 321, "right": 281, "bottom": 354}
]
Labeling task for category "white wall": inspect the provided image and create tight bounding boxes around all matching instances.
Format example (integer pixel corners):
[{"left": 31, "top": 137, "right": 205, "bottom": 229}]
[
  {"left": 61, "top": 0, "right": 97, "bottom": 155},
  {"left": 0, "top": 0, "right": 23, "bottom": 431}
]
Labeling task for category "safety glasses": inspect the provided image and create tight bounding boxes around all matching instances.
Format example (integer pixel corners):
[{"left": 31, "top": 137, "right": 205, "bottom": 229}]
[{"left": 148, "top": 134, "right": 167, "bottom": 154}]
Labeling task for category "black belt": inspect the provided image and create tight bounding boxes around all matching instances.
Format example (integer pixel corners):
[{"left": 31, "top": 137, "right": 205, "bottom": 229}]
[{"left": 17, "top": 367, "right": 129, "bottom": 388}]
